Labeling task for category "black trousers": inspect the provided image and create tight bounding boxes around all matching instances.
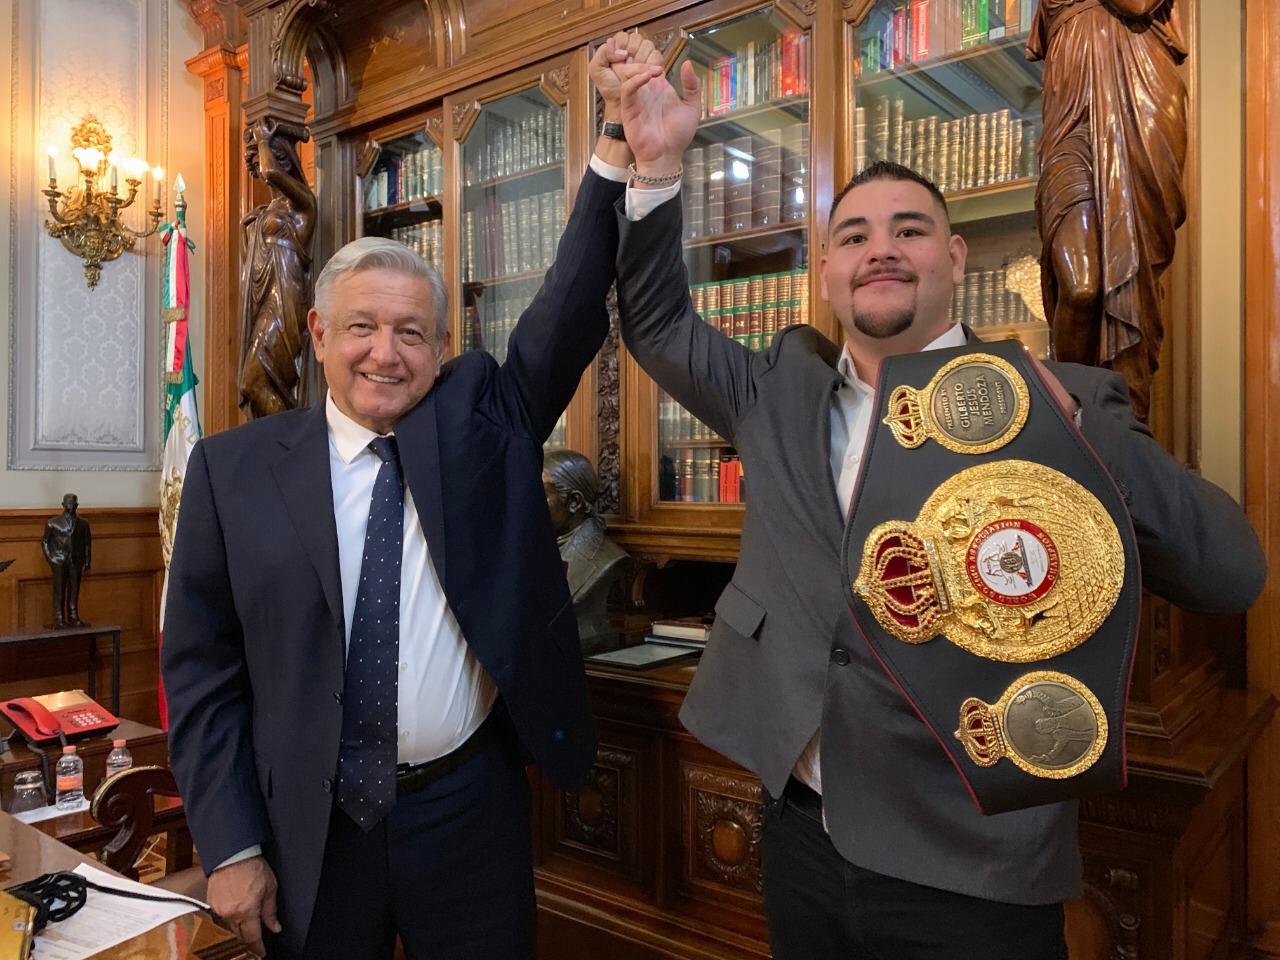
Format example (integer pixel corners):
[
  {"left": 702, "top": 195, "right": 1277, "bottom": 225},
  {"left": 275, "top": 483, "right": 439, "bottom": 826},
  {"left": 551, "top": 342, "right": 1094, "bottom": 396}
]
[
  {"left": 265, "top": 726, "right": 534, "bottom": 960},
  {"left": 761, "top": 779, "right": 1068, "bottom": 960}
]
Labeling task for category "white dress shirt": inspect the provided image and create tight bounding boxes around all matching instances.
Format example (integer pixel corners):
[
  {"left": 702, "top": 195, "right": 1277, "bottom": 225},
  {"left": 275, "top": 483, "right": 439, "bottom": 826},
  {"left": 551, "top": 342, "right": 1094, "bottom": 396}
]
[{"left": 326, "top": 393, "right": 497, "bottom": 767}]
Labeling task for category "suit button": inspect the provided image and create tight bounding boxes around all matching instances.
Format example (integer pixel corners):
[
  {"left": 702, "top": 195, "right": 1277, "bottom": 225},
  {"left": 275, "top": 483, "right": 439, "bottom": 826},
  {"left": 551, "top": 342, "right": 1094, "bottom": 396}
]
[
  {"left": 333, "top": 691, "right": 343, "bottom": 704},
  {"left": 322, "top": 778, "right": 332, "bottom": 793},
  {"left": 553, "top": 728, "right": 566, "bottom": 743},
  {"left": 831, "top": 648, "right": 851, "bottom": 666}
]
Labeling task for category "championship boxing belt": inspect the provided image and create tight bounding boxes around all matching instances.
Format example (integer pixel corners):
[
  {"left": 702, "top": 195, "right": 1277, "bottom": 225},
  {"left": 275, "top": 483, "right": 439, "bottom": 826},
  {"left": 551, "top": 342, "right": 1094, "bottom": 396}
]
[{"left": 839, "top": 339, "right": 1141, "bottom": 815}]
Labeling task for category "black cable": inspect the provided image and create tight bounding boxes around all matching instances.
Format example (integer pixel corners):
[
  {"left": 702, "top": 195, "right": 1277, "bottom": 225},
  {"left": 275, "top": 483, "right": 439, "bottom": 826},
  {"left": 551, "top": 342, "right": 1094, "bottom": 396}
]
[{"left": 5, "top": 870, "right": 217, "bottom": 935}]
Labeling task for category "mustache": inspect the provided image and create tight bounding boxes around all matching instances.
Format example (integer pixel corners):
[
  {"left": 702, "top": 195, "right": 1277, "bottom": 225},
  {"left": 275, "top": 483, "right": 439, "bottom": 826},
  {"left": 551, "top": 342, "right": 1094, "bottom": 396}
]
[{"left": 853, "top": 268, "right": 915, "bottom": 288}]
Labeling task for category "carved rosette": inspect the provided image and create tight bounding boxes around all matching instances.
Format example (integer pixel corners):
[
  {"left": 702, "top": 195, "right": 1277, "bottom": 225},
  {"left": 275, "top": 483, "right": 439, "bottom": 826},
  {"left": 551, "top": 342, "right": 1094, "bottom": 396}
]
[
  {"left": 652, "top": 29, "right": 679, "bottom": 58},
  {"left": 1079, "top": 862, "right": 1142, "bottom": 960},
  {"left": 597, "top": 287, "right": 621, "bottom": 515},
  {"left": 452, "top": 100, "right": 481, "bottom": 142},
  {"left": 424, "top": 114, "right": 444, "bottom": 148},
  {"left": 541, "top": 65, "right": 572, "bottom": 108},
  {"left": 684, "top": 767, "right": 764, "bottom": 896},
  {"left": 561, "top": 748, "right": 629, "bottom": 855}
]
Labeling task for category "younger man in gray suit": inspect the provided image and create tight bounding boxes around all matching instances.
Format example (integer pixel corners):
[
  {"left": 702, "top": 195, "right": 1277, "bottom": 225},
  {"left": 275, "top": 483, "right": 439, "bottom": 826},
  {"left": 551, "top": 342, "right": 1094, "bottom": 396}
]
[{"left": 610, "top": 58, "right": 1265, "bottom": 958}]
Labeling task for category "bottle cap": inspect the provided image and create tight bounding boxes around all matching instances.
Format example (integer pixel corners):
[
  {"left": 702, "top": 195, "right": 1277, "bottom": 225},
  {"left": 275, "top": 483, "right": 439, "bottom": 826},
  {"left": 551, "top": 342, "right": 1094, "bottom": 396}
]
[
  {"left": 62, "top": 744, "right": 75, "bottom": 753},
  {"left": 112, "top": 739, "right": 126, "bottom": 747}
]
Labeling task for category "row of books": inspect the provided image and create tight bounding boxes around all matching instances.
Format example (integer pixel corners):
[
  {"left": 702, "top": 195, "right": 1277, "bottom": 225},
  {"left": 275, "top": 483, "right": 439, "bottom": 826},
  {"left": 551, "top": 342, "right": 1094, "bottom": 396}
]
[
  {"left": 660, "top": 449, "right": 747, "bottom": 504},
  {"left": 364, "top": 143, "right": 444, "bottom": 211},
  {"left": 694, "top": 26, "right": 810, "bottom": 118},
  {"left": 854, "top": 101, "right": 1039, "bottom": 193},
  {"left": 859, "top": 0, "right": 1036, "bottom": 74},
  {"left": 461, "top": 189, "right": 566, "bottom": 282},
  {"left": 684, "top": 124, "right": 809, "bottom": 239},
  {"left": 947, "top": 262, "right": 1043, "bottom": 328},
  {"left": 465, "top": 278, "right": 541, "bottom": 364},
  {"left": 690, "top": 268, "right": 811, "bottom": 352},
  {"left": 386, "top": 220, "right": 443, "bottom": 273},
  {"left": 464, "top": 108, "right": 565, "bottom": 186}
]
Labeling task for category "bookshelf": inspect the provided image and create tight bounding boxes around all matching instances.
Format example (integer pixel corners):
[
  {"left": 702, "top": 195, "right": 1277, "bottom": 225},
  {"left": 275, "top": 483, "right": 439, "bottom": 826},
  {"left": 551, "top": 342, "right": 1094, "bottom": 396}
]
[
  {"left": 639, "top": 6, "right": 814, "bottom": 508},
  {"left": 359, "top": 122, "right": 446, "bottom": 274},
  {"left": 852, "top": 0, "right": 1048, "bottom": 357},
  {"left": 453, "top": 80, "right": 571, "bottom": 448}
]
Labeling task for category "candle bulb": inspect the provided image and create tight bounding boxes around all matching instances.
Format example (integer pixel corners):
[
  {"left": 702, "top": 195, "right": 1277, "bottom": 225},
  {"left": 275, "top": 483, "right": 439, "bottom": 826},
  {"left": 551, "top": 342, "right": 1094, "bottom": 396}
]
[
  {"left": 152, "top": 166, "right": 163, "bottom": 206},
  {"left": 46, "top": 147, "right": 56, "bottom": 184},
  {"left": 110, "top": 165, "right": 118, "bottom": 192}
]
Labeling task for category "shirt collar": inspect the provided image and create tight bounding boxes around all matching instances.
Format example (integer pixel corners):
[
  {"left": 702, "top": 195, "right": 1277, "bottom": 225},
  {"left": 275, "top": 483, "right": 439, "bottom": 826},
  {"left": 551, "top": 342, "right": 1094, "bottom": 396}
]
[
  {"left": 837, "top": 323, "right": 969, "bottom": 391},
  {"left": 326, "top": 393, "right": 393, "bottom": 465}
]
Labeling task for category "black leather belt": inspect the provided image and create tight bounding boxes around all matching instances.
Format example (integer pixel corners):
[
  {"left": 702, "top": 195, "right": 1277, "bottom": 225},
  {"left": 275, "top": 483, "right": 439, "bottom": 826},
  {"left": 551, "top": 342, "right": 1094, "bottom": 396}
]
[{"left": 395, "top": 710, "right": 498, "bottom": 796}]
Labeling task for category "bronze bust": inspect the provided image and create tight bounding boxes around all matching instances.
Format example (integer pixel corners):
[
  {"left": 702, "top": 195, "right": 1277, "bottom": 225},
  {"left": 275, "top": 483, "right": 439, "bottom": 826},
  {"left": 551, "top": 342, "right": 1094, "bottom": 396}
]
[
  {"left": 42, "top": 494, "right": 92, "bottom": 628},
  {"left": 543, "top": 450, "right": 629, "bottom": 656}
]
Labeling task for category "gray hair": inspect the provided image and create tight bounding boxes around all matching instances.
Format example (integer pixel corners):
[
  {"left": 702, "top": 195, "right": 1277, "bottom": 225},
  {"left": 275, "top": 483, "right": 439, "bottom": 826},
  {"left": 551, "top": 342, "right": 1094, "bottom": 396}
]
[{"left": 313, "top": 236, "right": 448, "bottom": 337}]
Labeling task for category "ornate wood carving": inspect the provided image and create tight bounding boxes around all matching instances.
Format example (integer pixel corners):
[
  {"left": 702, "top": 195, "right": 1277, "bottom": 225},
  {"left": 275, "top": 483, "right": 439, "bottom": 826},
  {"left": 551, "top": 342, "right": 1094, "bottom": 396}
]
[
  {"left": 239, "top": 116, "right": 317, "bottom": 418},
  {"left": 540, "top": 65, "right": 572, "bottom": 108},
  {"left": 561, "top": 746, "right": 632, "bottom": 856},
  {"left": 1030, "top": 0, "right": 1188, "bottom": 422},
  {"left": 451, "top": 99, "right": 481, "bottom": 142},
  {"left": 186, "top": 0, "right": 245, "bottom": 49},
  {"left": 268, "top": 0, "right": 337, "bottom": 95},
  {"left": 91, "top": 765, "right": 184, "bottom": 880},
  {"left": 424, "top": 114, "right": 444, "bottom": 148},
  {"left": 597, "top": 287, "right": 621, "bottom": 517},
  {"left": 1080, "top": 863, "right": 1143, "bottom": 960},
  {"left": 356, "top": 138, "right": 381, "bottom": 179},
  {"left": 684, "top": 767, "right": 763, "bottom": 896}
]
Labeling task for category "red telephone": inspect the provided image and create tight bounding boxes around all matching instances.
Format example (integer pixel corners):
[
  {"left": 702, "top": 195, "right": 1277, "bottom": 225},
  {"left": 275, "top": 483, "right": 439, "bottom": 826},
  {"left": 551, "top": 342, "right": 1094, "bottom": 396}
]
[{"left": 0, "top": 690, "right": 118, "bottom": 744}]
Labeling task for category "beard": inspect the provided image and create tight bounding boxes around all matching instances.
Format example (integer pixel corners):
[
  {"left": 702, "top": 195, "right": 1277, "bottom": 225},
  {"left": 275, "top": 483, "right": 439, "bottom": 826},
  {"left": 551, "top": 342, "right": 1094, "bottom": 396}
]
[{"left": 850, "top": 304, "right": 916, "bottom": 339}]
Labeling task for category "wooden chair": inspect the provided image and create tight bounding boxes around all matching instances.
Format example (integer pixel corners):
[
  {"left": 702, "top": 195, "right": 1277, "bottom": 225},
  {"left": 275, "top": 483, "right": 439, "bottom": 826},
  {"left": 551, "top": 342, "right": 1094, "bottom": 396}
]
[{"left": 90, "top": 764, "right": 207, "bottom": 900}]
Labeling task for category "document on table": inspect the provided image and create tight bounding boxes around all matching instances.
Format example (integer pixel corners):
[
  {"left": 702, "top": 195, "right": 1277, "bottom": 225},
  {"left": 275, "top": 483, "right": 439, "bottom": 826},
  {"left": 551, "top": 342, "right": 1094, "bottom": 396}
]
[{"left": 31, "top": 862, "right": 206, "bottom": 960}]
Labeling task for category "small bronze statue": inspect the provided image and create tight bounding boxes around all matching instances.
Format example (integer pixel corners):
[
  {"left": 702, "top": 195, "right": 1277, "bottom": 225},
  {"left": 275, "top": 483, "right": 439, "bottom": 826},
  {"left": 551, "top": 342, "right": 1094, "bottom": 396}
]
[
  {"left": 1029, "top": 0, "right": 1187, "bottom": 422},
  {"left": 42, "top": 494, "right": 92, "bottom": 628},
  {"left": 238, "top": 117, "right": 317, "bottom": 419},
  {"left": 543, "top": 450, "right": 629, "bottom": 656}
]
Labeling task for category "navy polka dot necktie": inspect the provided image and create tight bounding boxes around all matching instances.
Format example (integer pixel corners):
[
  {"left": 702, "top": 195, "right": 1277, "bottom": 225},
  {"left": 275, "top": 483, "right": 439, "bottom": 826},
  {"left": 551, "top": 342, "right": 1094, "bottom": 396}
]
[{"left": 336, "top": 435, "right": 403, "bottom": 830}]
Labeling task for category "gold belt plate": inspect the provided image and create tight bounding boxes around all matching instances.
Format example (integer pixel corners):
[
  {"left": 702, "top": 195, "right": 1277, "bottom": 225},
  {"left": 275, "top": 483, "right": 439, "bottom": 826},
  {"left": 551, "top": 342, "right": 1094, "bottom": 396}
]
[
  {"left": 883, "top": 353, "right": 1030, "bottom": 455},
  {"left": 852, "top": 460, "right": 1124, "bottom": 662},
  {"left": 954, "top": 670, "right": 1108, "bottom": 779}
]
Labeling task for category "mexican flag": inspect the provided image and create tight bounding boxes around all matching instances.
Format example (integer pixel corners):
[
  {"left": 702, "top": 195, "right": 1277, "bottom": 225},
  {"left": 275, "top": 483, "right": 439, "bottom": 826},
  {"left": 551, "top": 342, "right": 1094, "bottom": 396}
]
[{"left": 157, "top": 194, "right": 200, "bottom": 730}]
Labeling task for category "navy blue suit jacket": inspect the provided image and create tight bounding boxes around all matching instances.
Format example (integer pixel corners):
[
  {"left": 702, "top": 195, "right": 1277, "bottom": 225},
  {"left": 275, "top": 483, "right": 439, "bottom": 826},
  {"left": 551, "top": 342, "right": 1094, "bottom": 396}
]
[{"left": 162, "top": 170, "right": 624, "bottom": 949}]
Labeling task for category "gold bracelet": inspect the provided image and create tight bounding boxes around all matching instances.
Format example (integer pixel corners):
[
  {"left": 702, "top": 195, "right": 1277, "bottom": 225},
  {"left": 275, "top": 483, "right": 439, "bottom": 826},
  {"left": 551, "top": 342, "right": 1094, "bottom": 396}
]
[{"left": 628, "top": 162, "right": 683, "bottom": 186}]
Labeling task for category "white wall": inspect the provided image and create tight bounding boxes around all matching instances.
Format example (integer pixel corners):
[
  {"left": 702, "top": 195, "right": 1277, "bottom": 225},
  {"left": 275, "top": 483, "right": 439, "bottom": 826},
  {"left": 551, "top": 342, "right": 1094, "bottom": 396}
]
[{"left": 0, "top": 0, "right": 205, "bottom": 509}]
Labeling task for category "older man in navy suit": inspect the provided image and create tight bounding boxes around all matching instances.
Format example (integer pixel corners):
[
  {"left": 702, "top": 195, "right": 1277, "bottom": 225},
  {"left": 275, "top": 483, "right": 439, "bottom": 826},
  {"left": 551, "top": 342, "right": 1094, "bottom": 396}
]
[{"left": 162, "top": 34, "right": 664, "bottom": 960}]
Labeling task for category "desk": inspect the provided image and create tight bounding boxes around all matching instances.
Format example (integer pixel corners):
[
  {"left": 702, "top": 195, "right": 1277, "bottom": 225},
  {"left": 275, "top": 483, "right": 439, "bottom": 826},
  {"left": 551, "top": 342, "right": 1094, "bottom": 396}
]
[
  {"left": 0, "top": 810, "right": 250, "bottom": 959},
  {"left": 1, "top": 719, "right": 168, "bottom": 811},
  {"left": 0, "top": 625, "right": 122, "bottom": 714}
]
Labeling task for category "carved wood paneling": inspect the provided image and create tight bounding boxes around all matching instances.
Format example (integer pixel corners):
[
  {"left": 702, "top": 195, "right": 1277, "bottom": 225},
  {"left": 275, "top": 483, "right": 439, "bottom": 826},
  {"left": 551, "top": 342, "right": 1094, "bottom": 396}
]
[
  {"left": 423, "top": 113, "right": 444, "bottom": 148},
  {"left": 540, "top": 65, "right": 572, "bottom": 108},
  {"left": 682, "top": 765, "right": 763, "bottom": 899},
  {"left": 0, "top": 510, "right": 164, "bottom": 727},
  {"left": 597, "top": 289, "right": 621, "bottom": 517},
  {"left": 560, "top": 746, "right": 634, "bottom": 859},
  {"left": 450, "top": 99, "right": 481, "bottom": 143},
  {"left": 1075, "top": 864, "right": 1143, "bottom": 960}
]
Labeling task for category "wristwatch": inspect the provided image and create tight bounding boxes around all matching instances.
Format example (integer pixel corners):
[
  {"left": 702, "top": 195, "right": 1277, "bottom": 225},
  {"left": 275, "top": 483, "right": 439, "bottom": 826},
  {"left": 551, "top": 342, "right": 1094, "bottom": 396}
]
[{"left": 600, "top": 121, "right": 625, "bottom": 141}]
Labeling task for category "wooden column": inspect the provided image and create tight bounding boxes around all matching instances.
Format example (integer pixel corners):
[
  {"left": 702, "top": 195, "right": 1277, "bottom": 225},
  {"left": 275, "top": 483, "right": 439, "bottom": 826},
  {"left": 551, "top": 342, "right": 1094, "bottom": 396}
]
[
  {"left": 1245, "top": 0, "right": 1280, "bottom": 955},
  {"left": 186, "top": 43, "right": 247, "bottom": 435}
]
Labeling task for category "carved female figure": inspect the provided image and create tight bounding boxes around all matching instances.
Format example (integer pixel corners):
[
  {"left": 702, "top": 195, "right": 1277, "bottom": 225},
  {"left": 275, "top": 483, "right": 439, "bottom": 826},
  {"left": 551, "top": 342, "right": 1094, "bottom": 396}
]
[
  {"left": 1028, "top": 0, "right": 1187, "bottom": 421},
  {"left": 238, "top": 117, "right": 316, "bottom": 418}
]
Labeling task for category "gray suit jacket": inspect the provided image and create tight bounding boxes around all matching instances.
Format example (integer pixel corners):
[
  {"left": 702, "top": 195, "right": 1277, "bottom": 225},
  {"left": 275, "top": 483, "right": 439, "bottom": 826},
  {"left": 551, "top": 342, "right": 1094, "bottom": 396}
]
[{"left": 614, "top": 193, "right": 1266, "bottom": 905}]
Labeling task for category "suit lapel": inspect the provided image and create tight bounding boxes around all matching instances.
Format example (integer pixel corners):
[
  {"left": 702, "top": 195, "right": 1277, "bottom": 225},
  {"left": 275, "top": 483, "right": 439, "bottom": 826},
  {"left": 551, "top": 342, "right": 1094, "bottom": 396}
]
[
  {"left": 270, "top": 404, "right": 344, "bottom": 628},
  {"left": 397, "top": 390, "right": 447, "bottom": 587}
]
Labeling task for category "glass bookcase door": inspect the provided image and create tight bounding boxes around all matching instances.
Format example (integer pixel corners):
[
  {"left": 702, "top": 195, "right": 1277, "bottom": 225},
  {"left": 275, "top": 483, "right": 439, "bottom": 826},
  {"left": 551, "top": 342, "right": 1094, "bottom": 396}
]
[
  {"left": 657, "top": 7, "right": 813, "bottom": 506},
  {"left": 457, "top": 86, "right": 568, "bottom": 447},
  {"left": 852, "top": 0, "right": 1048, "bottom": 357},
  {"left": 360, "top": 128, "right": 445, "bottom": 273}
]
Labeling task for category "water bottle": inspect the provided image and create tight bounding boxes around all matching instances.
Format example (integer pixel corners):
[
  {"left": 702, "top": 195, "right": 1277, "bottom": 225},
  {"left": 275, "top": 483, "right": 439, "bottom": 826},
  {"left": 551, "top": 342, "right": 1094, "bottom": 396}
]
[
  {"left": 105, "top": 739, "right": 132, "bottom": 777},
  {"left": 55, "top": 745, "right": 84, "bottom": 809}
]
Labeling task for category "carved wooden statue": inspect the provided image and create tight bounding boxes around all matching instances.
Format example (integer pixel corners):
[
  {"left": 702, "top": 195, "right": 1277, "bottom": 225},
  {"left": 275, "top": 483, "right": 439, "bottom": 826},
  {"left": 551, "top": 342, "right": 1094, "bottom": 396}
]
[
  {"left": 544, "top": 450, "right": 629, "bottom": 656},
  {"left": 1028, "top": 0, "right": 1187, "bottom": 422},
  {"left": 238, "top": 117, "right": 316, "bottom": 419}
]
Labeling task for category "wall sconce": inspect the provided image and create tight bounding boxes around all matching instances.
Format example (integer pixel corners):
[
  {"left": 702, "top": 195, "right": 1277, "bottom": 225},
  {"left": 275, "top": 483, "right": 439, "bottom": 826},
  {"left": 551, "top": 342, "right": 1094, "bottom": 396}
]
[{"left": 42, "top": 114, "right": 166, "bottom": 289}]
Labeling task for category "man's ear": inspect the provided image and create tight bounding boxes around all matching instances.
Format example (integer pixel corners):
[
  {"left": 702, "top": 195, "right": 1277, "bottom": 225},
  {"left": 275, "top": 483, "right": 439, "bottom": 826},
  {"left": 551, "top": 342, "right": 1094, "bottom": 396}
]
[
  {"left": 436, "top": 329, "right": 452, "bottom": 363},
  {"left": 949, "top": 233, "right": 968, "bottom": 284},
  {"left": 567, "top": 490, "right": 586, "bottom": 515},
  {"left": 307, "top": 309, "right": 327, "bottom": 361}
]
